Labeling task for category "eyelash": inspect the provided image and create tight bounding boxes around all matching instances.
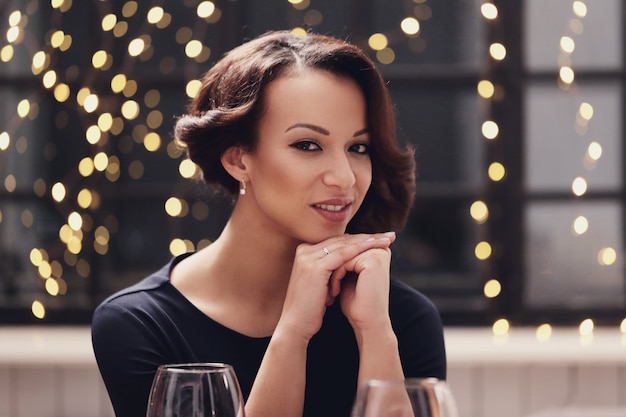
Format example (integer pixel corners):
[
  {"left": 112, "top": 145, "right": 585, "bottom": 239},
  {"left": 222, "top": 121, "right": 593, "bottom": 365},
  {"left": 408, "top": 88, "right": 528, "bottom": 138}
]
[{"left": 289, "top": 140, "right": 370, "bottom": 154}]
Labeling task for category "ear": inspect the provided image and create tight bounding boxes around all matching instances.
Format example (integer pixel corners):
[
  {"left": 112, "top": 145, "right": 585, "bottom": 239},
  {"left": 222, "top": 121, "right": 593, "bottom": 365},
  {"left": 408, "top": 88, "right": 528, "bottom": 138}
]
[{"left": 220, "top": 146, "right": 249, "bottom": 181}]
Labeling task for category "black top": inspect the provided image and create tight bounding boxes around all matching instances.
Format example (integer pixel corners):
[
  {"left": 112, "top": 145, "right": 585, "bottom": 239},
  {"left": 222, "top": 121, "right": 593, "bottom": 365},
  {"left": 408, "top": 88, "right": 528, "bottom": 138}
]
[{"left": 92, "top": 253, "right": 446, "bottom": 417}]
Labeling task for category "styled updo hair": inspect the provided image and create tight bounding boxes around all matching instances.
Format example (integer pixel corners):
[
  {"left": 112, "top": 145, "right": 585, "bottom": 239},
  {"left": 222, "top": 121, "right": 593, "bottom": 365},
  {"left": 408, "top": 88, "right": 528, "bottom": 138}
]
[{"left": 174, "top": 30, "right": 416, "bottom": 233}]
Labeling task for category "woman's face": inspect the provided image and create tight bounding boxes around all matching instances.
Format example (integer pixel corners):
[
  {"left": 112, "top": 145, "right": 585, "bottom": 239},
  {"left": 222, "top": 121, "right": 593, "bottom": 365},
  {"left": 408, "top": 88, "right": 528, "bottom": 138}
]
[{"left": 241, "top": 69, "right": 372, "bottom": 243}]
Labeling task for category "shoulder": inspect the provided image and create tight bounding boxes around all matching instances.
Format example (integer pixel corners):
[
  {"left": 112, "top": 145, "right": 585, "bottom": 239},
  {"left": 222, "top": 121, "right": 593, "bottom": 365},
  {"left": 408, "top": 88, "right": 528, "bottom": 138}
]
[
  {"left": 92, "top": 253, "right": 193, "bottom": 328},
  {"left": 389, "top": 279, "right": 447, "bottom": 379},
  {"left": 388, "top": 279, "right": 444, "bottom": 342}
]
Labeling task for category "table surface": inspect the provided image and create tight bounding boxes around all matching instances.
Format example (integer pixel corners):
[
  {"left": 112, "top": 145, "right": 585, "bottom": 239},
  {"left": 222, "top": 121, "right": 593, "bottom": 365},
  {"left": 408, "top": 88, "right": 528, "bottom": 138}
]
[{"left": 1, "top": 325, "right": 625, "bottom": 366}]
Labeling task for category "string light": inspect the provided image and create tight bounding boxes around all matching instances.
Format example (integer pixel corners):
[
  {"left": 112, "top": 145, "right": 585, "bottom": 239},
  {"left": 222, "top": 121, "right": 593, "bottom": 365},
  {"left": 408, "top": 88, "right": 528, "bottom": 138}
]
[{"left": 476, "top": 1, "right": 503, "bottom": 313}]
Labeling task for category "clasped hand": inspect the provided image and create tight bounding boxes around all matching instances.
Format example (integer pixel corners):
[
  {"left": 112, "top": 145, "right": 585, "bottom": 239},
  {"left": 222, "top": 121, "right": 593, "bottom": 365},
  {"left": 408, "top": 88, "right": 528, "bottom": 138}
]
[{"left": 278, "top": 232, "right": 396, "bottom": 343}]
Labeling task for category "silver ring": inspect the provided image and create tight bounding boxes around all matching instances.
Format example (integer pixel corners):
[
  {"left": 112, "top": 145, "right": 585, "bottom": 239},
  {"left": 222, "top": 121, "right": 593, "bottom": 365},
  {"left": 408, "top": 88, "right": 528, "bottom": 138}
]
[{"left": 322, "top": 246, "right": 330, "bottom": 256}]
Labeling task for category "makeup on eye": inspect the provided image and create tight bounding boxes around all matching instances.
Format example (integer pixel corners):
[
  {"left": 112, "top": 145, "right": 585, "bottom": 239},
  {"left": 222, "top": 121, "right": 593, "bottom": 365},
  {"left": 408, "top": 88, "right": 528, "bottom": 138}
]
[{"left": 285, "top": 124, "right": 370, "bottom": 153}]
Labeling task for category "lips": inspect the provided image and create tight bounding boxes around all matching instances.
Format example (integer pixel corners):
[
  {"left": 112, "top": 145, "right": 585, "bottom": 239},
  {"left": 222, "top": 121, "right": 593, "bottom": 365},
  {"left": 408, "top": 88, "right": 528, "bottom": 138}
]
[
  {"left": 314, "top": 203, "right": 348, "bottom": 212},
  {"left": 311, "top": 200, "right": 353, "bottom": 222}
]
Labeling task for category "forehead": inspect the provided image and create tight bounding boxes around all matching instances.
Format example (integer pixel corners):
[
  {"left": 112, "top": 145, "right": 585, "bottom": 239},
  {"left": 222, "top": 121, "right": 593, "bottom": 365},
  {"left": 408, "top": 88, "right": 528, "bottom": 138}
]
[{"left": 259, "top": 69, "right": 367, "bottom": 129}]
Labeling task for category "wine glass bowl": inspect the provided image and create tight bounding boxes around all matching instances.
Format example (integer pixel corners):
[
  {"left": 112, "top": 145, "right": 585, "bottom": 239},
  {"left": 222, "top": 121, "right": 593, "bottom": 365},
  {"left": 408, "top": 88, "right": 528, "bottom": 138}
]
[
  {"left": 352, "top": 378, "right": 458, "bottom": 417},
  {"left": 146, "top": 363, "right": 245, "bottom": 417}
]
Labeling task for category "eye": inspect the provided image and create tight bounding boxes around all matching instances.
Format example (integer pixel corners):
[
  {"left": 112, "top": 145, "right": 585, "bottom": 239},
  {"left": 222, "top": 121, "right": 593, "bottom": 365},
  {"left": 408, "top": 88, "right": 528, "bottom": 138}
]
[
  {"left": 349, "top": 142, "right": 370, "bottom": 154},
  {"left": 289, "top": 140, "right": 321, "bottom": 152}
]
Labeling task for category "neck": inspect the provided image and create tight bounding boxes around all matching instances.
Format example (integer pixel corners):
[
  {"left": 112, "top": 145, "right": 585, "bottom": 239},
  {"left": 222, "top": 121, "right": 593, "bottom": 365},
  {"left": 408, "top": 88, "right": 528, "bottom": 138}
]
[{"left": 209, "top": 202, "right": 299, "bottom": 303}]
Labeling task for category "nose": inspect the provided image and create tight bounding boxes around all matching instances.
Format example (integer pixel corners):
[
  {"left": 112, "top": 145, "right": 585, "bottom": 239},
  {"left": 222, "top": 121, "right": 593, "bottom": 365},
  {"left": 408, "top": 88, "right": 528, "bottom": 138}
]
[{"left": 322, "top": 151, "right": 356, "bottom": 190}]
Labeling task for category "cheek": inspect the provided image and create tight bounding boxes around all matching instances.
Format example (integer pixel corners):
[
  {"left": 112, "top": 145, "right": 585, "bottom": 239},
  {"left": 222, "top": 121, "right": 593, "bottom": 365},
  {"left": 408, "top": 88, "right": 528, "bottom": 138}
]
[{"left": 254, "top": 153, "right": 305, "bottom": 190}]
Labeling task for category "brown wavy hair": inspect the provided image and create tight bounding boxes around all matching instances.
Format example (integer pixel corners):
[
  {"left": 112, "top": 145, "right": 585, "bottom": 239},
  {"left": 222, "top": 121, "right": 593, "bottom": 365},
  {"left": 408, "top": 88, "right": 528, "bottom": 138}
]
[{"left": 174, "top": 30, "right": 416, "bottom": 233}]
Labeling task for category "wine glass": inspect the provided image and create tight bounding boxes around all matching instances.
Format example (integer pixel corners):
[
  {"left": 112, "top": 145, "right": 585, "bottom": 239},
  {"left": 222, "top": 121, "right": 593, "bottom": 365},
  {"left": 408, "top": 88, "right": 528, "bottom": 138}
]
[
  {"left": 146, "top": 362, "right": 245, "bottom": 417},
  {"left": 351, "top": 378, "right": 459, "bottom": 417}
]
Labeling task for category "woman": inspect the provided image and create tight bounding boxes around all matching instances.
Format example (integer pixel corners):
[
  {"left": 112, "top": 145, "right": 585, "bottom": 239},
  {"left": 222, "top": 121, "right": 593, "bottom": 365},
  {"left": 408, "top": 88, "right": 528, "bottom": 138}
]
[{"left": 92, "top": 30, "right": 446, "bottom": 417}]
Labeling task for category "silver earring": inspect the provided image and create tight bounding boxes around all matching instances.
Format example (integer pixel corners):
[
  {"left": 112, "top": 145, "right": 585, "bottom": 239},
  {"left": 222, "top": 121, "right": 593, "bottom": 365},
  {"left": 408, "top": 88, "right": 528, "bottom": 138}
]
[{"left": 239, "top": 179, "right": 246, "bottom": 195}]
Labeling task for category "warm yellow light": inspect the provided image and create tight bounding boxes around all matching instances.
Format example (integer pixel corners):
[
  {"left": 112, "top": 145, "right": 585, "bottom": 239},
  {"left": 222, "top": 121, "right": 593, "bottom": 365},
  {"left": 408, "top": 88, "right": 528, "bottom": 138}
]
[
  {"left": 9, "top": 10, "right": 22, "bottom": 26},
  {"left": 492, "top": 318, "right": 509, "bottom": 336},
  {"left": 536, "top": 324, "right": 552, "bottom": 342},
  {"left": 147, "top": 7, "right": 164, "bottom": 24},
  {"left": 144, "top": 132, "right": 161, "bottom": 151},
  {"left": 92, "top": 50, "right": 108, "bottom": 69},
  {"left": 53, "top": 83, "right": 70, "bottom": 102},
  {"left": 169, "top": 238, "right": 188, "bottom": 256},
  {"left": 98, "top": 113, "right": 113, "bottom": 131},
  {"left": 17, "top": 99, "right": 30, "bottom": 118},
  {"left": 489, "top": 43, "right": 506, "bottom": 61},
  {"left": 587, "top": 141, "right": 602, "bottom": 161},
  {"left": 68, "top": 211, "right": 83, "bottom": 231},
  {"left": 579, "top": 102, "right": 593, "bottom": 120},
  {"left": 50, "top": 30, "right": 65, "bottom": 48},
  {"left": 477, "top": 80, "right": 495, "bottom": 99},
  {"left": 121, "top": 100, "right": 140, "bottom": 120},
  {"left": 291, "top": 27, "right": 308, "bottom": 37},
  {"left": 31, "top": 300, "right": 46, "bottom": 319},
  {"left": 620, "top": 318, "right": 626, "bottom": 333},
  {"left": 368, "top": 33, "right": 388, "bottom": 51},
  {"left": 45, "top": 278, "right": 60, "bottom": 296},
  {"left": 78, "top": 157, "right": 94, "bottom": 177},
  {"left": 66, "top": 235, "right": 82, "bottom": 254},
  {"left": 483, "top": 279, "right": 501, "bottom": 298},
  {"left": 0, "top": 131, "right": 10, "bottom": 150},
  {"left": 579, "top": 318, "right": 594, "bottom": 335},
  {"left": 482, "top": 120, "right": 499, "bottom": 139},
  {"left": 51, "top": 182, "right": 66, "bottom": 202},
  {"left": 85, "top": 125, "right": 101, "bottom": 144},
  {"left": 598, "top": 247, "right": 617, "bottom": 266},
  {"left": 111, "top": 73, "right": 127, "bottom": 93},
  {"left": 475, "top": 241, "right": 492, "bottom": 260},
  {"left": 93, "top": 152, "right": 109, "bottom": 171},
  {"left": 572, "top": 216, "right": 588, "bottom": 235},
  {"left": 42, "top": 70, "right": 57, "bottom": 88},
  {"left": 179, "top": 159, "right": 198, "bottom": 179},
  {"left": 197, "top": 1, "right": 216, "bottom": 18},
  {"left": 572, "top": 176, "right": 587, "bottom": 196},
  {"left": 38, "top": 260, "right": 52, "bottom": 278},
  {"left": 128, "top": 38, "right": 145, "bottom": 57},
  {"left": 560, "top": 36, "right": 575, "bottom": 54},
  {"left": 400, "top": 17, "right": 420, "bottom": 35},
  {"left": 573, "top": 1, "right": 587, "bottom": 17},
  {"left": 559, "top": 66, "right": 575, "bottom": 84},
  {"left": 83, "top": 94, "right": 99, "bottom": 113},
  {"left": 30, "top": 248, "right": 44, "bottom": 266},
  {"left": 488, "top": 162, "right": 506, "bottom": 181},
  {"left": 165, "top": 197, "right": 183, "bottom": 217},
  {"left": 102, "top": 13, "right": 117, "bottom": 31},
  {"left": 185, "top": 40, "right": 203, "bottom": 58},
  {"left": 77, "top": 189, "right": 93, "bottom": 209},
  {"left": 480, "top": 3, "right": 498, "bottom": 19},
  {"left": 186, "top": 79, "right": 202, "bottom": 98},
  {"left": 1, "top": 45, "right": 14, "bottom": 62},
  {"left": 32, "top": 50, "right": 47, "bottom": 72},
  {"left": 470, "top": 200, "right": 489, "bottom": 223}
]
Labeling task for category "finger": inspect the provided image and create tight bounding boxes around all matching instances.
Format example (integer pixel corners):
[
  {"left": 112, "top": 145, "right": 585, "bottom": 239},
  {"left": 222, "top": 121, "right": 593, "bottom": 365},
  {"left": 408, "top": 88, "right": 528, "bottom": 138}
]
[{"left": 317, "top": 232, "right": 394, "bottom": 261}]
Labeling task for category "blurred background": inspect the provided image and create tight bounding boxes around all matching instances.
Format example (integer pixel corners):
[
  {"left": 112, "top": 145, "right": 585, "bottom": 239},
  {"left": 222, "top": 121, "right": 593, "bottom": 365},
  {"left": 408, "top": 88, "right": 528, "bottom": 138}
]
[{"left": 0, "top": 0, "right": 624, "bottom": 332}]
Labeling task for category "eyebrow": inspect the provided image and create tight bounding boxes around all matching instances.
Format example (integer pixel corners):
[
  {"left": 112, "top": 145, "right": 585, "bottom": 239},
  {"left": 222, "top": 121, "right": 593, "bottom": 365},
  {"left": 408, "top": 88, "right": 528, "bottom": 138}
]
[{"left": 285, "top": 123, "right": 369, "bottom": 137}]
